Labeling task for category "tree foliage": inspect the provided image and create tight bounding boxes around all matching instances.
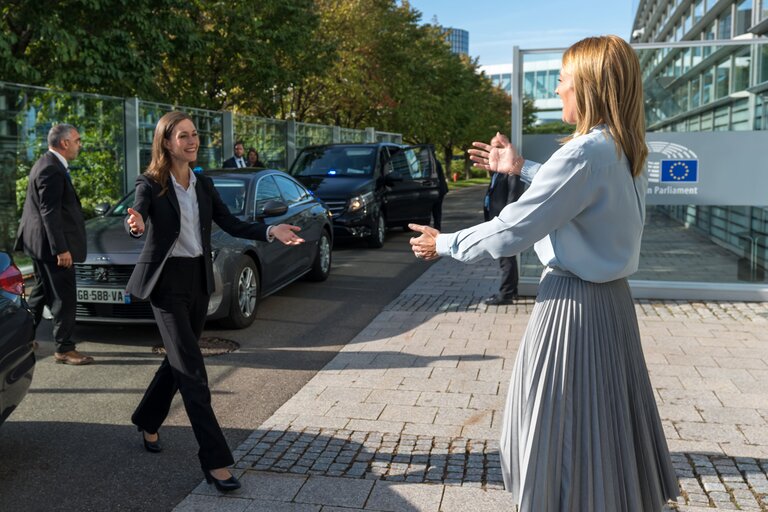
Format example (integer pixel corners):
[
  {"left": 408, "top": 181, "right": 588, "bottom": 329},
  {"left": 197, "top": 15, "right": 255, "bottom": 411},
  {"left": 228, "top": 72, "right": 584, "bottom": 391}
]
[{"left": 3, "top": 0, "right": 546, "bottom": 210}]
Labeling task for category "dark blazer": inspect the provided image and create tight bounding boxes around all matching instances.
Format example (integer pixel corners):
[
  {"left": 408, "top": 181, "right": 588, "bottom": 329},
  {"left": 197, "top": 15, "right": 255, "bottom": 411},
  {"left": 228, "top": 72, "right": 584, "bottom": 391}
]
[
  {"left": 435, "top": 160, "right": 449, "bottom": 197},
  {"left": 15, "top": 151, "right": 87, "bottom": 262},
  {"left": 125, "top": 173, "right": 268, "bottom": 300},
  {"left": 484, "top": 172, "right": 525, "bottom": 221},
  {"left": 222, "top": 156, "right": 243, "bottom": 169}
]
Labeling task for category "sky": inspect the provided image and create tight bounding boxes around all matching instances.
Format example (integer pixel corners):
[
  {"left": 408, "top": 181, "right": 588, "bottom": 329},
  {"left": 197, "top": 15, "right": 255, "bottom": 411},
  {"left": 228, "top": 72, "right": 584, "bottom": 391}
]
[{"left": 405, "top": 0, "right": 640, "bottom": 66}]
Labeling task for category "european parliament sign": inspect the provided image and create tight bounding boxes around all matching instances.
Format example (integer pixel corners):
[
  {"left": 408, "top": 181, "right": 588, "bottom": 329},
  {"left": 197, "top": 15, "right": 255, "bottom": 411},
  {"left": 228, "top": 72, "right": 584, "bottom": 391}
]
[{"left": 522, "top": 131, "right": 768, "bottom": 206}]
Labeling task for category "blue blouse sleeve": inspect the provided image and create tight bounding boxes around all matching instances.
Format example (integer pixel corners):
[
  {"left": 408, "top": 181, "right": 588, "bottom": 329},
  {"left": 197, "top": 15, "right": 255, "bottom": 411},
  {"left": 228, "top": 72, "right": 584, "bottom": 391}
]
[{"left": 435, "top": 146, "right": 595, "bottom": 263}]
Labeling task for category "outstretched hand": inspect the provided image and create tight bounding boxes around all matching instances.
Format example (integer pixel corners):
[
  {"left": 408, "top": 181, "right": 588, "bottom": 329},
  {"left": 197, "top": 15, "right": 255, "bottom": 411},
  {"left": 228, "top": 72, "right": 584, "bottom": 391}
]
[
  {"left": 271, "top": 224, "right": 305, "bottom": 246},
  {"left": 467, "top": 132, "right": 522, "bottom": 175},
  {"left": 408, "top": 223, "right": 440, "bottom": 261},
  {"left": 127, "top": 207, "right": 144, "bottom": 235}
]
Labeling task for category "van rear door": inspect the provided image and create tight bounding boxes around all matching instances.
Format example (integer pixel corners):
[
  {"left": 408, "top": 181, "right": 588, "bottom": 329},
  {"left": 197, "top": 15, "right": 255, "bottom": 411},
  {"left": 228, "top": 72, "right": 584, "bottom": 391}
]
[{"left": 382, "top": 145, "right": 439, "bottom": 225}]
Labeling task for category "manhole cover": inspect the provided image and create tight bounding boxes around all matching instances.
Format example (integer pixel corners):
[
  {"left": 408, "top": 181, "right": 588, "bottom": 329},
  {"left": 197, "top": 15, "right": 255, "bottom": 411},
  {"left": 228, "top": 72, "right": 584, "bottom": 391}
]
[{"left": 152, "top": 336, "right": 240, "bottom": 357}]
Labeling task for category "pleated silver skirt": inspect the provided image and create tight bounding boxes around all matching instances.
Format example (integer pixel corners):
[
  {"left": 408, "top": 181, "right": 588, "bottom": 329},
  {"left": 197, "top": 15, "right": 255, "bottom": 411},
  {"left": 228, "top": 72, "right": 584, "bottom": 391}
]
[{"left": 500, "top": 268, "right": 678, "bottom": 512}]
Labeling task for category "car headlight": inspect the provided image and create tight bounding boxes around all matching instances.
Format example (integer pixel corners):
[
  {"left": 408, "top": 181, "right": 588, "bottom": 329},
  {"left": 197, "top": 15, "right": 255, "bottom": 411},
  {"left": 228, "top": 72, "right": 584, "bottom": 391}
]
[{"left": 347, "top": 192, "right": 374, "bottom": 213}]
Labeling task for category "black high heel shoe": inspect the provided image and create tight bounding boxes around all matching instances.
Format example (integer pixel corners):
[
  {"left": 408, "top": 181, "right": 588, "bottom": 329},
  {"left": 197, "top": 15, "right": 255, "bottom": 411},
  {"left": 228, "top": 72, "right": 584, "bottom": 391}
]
[
  {"left": 203, "top": 468, "right": 241, "bottom": 492},
  {"left": 138, "top": 427, "right": 162, "bottom": 453}
]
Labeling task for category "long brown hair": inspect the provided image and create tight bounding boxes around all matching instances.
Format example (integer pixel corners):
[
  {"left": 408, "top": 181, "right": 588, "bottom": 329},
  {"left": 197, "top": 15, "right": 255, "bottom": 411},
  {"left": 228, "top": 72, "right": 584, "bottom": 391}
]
[
  {"left": 144, "top": 111, "right": 194, "bottom": 195},
  {"left": 561, "top": 35, "right": 647, "bottom": 177}
]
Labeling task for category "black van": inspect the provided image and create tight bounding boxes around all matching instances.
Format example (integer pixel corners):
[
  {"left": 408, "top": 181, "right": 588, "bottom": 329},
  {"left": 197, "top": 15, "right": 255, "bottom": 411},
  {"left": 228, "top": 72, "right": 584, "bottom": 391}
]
[{"left": 289, "top": 143, "right": 440, "bottom": 248}]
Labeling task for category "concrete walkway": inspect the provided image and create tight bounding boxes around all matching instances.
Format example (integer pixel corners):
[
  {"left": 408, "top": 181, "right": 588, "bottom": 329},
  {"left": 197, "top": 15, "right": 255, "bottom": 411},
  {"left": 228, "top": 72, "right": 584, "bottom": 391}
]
[{"left": 173, "top": 255, "right": 768, "bottom": 511}]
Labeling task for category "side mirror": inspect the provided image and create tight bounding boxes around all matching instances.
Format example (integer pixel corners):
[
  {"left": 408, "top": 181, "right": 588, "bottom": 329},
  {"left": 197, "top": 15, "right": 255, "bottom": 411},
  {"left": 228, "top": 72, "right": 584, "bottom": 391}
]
[
  {"left": 94, "top": 202, "right": 111, "bottom": 216},
  {"left": 262, "top": 200, "right": 288, "bottom": 217}
]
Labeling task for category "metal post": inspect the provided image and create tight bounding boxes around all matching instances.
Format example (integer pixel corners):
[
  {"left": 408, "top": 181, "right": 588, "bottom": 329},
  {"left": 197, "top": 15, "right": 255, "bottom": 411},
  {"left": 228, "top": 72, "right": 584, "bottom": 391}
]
[
  {"left": 510, "top": 45, "right": 523, "bottom": 152},
  {"left": 286, "top": 119, "right": 297, "bottom": 170},
  {"left": 123, "top": 97, "right": 140, "bottom": 194},
  {"left": 365, "top": 127, "right": 376, "bottom": 143},
  {"left": 333, "top": 125, "right": 341, "bottom": 143},
  {"left": 222, "top": 111, "right": 234, "bottom": 163}
]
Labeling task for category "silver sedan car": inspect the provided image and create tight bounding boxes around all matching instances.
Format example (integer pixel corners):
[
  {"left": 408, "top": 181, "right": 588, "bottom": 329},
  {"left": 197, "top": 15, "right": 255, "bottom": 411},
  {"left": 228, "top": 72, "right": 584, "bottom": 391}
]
[{"left": 74, "top": 168, "right": 333, "bottom": 329}]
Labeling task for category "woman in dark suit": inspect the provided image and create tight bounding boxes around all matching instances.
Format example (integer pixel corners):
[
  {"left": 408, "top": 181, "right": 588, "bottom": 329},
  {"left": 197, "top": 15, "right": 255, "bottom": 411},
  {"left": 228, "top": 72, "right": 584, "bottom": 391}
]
[{"left": 124, "top": 111, "right": 304, "bottom": 492}]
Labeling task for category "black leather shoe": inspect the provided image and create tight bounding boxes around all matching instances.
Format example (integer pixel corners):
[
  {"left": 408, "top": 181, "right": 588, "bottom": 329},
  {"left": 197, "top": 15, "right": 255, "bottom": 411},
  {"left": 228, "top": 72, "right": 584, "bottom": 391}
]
[
  {"left": 483, "top": 294, "right": 517, "bottom": 305},
  {"left": 203, "top": 469, "right": 241, "bottom": 492},
  {"left": 138, "top": 428, "right": 162, "bottom": 453}
]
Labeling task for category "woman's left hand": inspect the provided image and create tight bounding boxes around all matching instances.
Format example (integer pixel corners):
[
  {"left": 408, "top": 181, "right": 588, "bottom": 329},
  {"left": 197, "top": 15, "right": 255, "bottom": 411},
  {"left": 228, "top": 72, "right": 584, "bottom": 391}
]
[
  {"left": 271, "top": 224, "right": 306, "bottom": 246},
  {"left": 409, "top": 223, "right": 440, "bottom": 260}
]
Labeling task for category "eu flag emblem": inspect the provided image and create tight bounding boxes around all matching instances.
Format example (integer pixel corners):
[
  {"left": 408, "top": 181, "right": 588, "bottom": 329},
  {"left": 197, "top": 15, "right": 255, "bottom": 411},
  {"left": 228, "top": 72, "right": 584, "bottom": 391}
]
[{"left": 660, "top": 159, "right": 698, "bottom": 182}]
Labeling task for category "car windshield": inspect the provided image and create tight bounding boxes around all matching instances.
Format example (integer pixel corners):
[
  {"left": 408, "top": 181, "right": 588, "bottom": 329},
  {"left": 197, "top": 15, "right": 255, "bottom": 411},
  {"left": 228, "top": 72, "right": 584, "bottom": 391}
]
[
  {"left": 291, "top": 147, "right": 376, "bottom": 177},
  {"left": 108, "top": 176, "right": 249, "bottom": 216}
]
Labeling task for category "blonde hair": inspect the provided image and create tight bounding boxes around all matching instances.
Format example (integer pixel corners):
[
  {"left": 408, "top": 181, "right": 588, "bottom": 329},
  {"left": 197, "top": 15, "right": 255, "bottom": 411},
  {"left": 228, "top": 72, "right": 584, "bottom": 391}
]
[
  {"left": 144, "top": 111, "right": 194, "bottom": 195},
  {"left": 561, "top": 35, "right": 647, "bottom": 177}
]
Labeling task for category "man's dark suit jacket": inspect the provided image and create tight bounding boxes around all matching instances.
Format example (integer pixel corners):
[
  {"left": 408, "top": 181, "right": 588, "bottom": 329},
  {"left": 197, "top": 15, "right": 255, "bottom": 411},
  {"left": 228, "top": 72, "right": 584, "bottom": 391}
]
[
  {"left": 484, "top": 172, "right": 525, "bottom": 221},
  {"left": 125, "top": 173, "right": 268, "bottom": 300},
  {"left": 15, "top": 151, "right": 86, "bottom": 262},
  {"left": 222, "top": 156, "right": 242, "bottom": 169}
]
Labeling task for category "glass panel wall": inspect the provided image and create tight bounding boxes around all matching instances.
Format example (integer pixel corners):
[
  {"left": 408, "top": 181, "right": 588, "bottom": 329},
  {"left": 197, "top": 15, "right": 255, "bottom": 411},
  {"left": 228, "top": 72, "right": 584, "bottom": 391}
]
[
  {"left": 520, "top": 40, "right": 768, "bottom": 288},
  {"left": 234, "top": 114, "right": 288, "bottom": 169},
  {"left": 0, "top": 83, "right": 125, "bottom": 251}
]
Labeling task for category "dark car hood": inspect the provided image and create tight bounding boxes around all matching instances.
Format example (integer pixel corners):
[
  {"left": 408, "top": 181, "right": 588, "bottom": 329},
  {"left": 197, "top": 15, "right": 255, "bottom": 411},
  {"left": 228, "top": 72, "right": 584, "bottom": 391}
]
[
  {"left": 83, "top": 216, "right": 145, "bottom": 265},
  {"left": 295, "top": 176, "right": 373, "bottom": 199}
]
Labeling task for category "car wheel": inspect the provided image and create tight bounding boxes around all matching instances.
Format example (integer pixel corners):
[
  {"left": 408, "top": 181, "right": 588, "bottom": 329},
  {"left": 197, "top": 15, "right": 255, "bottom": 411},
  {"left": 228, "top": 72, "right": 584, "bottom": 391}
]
[
  {"left": 220, "top": 256, "right": 260, "bottom": 329},
  {"left": 306, "top": 230, "right": 332, "bottom": 281},
  {"left": 367, "top": 212, "right": 386, "bottom": 248}
]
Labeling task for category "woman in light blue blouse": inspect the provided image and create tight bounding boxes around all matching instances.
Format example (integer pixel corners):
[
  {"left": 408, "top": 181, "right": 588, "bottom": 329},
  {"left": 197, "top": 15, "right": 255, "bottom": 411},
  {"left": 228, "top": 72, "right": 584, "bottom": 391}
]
[{"left": 410, "top": 35, "right": 678, "bottom": 512}]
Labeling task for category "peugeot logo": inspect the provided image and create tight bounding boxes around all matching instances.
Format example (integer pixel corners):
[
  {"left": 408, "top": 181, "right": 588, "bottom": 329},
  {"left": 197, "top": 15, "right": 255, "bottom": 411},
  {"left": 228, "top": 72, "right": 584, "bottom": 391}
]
[{"left": 95, "top": 267, "right": 109, "bottom": 282}]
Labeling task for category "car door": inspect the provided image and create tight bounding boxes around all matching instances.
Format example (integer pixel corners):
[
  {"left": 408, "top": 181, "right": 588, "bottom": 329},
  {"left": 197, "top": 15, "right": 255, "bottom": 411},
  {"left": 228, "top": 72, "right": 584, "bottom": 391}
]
[
  {"left": 252, "top": 175, "right": 299, "bottom": 290},
  {"left": 272, "top": 174, "right": 317, "bottom": 270},
  {"left": 382, "top": 145, "right": 438, "bottom": 224}
]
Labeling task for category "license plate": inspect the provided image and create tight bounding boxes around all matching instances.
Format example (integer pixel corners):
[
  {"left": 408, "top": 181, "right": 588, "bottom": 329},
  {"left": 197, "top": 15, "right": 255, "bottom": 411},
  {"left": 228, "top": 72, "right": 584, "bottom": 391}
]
[{"left": 77, "top": 287, "right": 130, "bottom": 304}]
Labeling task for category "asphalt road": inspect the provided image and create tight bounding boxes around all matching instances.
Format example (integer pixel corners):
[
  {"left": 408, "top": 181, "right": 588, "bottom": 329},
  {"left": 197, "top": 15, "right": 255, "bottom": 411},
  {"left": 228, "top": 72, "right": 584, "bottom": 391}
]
[{"left": 0, "top": 183, "right": 487, "bottom": 512}]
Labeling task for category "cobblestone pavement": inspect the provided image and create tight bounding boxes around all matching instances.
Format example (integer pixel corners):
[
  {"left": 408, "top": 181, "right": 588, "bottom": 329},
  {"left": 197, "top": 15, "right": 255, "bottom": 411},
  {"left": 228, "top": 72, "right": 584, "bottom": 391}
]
[{"left": 175, "top": 256, "right": 768, "bottom": 511}]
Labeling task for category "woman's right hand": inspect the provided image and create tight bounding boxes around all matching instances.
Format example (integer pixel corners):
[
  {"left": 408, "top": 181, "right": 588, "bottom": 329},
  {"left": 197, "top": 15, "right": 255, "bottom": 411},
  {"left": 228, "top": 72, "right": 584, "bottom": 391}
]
[
  {"left": 127, "top": 207, "right": 145, "bottom": 235},
  {"left": 467, "top": 132, "right": 523, "bottom": 175}
]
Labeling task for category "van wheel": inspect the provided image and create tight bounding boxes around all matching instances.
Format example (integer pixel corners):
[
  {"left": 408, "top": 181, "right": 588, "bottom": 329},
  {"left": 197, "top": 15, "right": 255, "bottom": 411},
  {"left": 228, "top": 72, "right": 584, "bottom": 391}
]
[
  {"left": 220, "top": 256, "right": 259, "bottom": 329},
  {"left": 306, "top": 230, "right": 332, "bottom": 281},
  {"left": 367, "top": 213, "right": 386, "bottom": 248}
]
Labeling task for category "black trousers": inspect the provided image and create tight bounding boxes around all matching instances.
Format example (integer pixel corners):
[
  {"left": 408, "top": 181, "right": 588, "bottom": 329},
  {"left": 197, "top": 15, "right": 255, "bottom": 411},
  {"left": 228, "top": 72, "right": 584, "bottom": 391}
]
[
  {"left": 27, "top": 258, "right": 76, "bottom": 353},
  {"left": 432, "top": 195, "right": 445, "bottom": 231},
  {"left": 498, "top": 255, "right": 519, "bottom": 299},
  {"left": 131, "top": 257, "right": 233, "bottom": 470}
]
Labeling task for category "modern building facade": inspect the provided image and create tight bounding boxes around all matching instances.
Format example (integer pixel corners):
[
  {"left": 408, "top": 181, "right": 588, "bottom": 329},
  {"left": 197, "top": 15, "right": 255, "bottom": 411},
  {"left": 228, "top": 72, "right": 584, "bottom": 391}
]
[
  {"left": 628, "top": 0, "right": 768, "bottom": 289},
  {"left": 481, "top": 60, "right": 563, "bottom": 124},
  {"left": 445, "top": 27, "right": 469, "bottom": 56}
]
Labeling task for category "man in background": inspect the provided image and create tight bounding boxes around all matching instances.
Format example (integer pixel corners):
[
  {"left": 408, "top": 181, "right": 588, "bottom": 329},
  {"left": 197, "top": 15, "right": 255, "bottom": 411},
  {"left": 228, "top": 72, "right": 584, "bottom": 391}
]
[
  {"left": 483, "top": 170, "right": 525, "bottom": 305},
  {"left": 15, "top": 123, "right": 93, "bottom": 365},
  {"left": 223, "top": 141, "right": 246, "bottom": 168}
]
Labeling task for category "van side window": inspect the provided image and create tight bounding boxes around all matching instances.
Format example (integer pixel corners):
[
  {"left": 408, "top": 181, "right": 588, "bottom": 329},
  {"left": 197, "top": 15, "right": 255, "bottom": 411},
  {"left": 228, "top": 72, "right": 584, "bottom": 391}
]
[
  {"left": 386, "top": 148, "right": 413, "bottom": 180},
  {"left": 254, "top": 176, "right": 282, "bottom": 215}
]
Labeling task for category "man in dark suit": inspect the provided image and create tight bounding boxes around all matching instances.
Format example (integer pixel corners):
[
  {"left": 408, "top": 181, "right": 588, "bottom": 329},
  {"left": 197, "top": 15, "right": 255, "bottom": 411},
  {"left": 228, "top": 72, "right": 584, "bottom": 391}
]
[
  {"left": 222, "top": 141, "right": 246, "bottom": 169},
  {"left": 15, "top": 124, "right": 93, "bottom": 365},
  {"left": 483, "top": 170, "right": 525, "bottom": 305}
]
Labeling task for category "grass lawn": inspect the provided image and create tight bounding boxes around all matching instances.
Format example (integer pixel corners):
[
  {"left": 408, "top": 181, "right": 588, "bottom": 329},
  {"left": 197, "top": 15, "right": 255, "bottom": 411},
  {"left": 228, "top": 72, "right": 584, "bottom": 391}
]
[{"left": 447, "top": 177, "right": 489, "bottom": 191}]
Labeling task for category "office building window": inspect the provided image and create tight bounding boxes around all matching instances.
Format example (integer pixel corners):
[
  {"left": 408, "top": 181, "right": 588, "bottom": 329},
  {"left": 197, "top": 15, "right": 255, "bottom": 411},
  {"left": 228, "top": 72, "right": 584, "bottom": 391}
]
[
  {"left": 524, "top": 73, "right": 535, "bottom": 96},
  {"left": 718, "top": 10, "right": 732, "bottom": 39},
  {"left": 734, "top": 49, "right": 751, "bottom": 90},
  {"left": 762, "top": 44, "right": 768, "bottom": 84},
  {"left": 762, "top": 0, "right": 768, "bottom": 21},
  {"left": 731, "top": 99, "right": 750, "bottom": 130},
  {"left": 735, "top": 0, "right": 752, "bottom": 35},
  {"left": 691, "top": 76, "right": 701, "bottom": 108},
  {"left": 694, "top": 0, "right": 705, "bottom": 24},
  {"left": 702, "top": 68, "right": 714, "bottom": 104},
  {"left": 716, "top": 58, "right": 730, "bottom": 99}
]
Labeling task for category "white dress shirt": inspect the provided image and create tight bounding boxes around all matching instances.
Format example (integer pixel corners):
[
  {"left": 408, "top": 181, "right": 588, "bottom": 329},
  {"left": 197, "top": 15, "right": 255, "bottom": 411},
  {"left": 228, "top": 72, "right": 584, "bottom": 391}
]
[
  {"left": 436, "top": 125, "right": 648, "bottom": 283},
  {"left": 169, "top": 170, "right": 204, "bottom": 258}
]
